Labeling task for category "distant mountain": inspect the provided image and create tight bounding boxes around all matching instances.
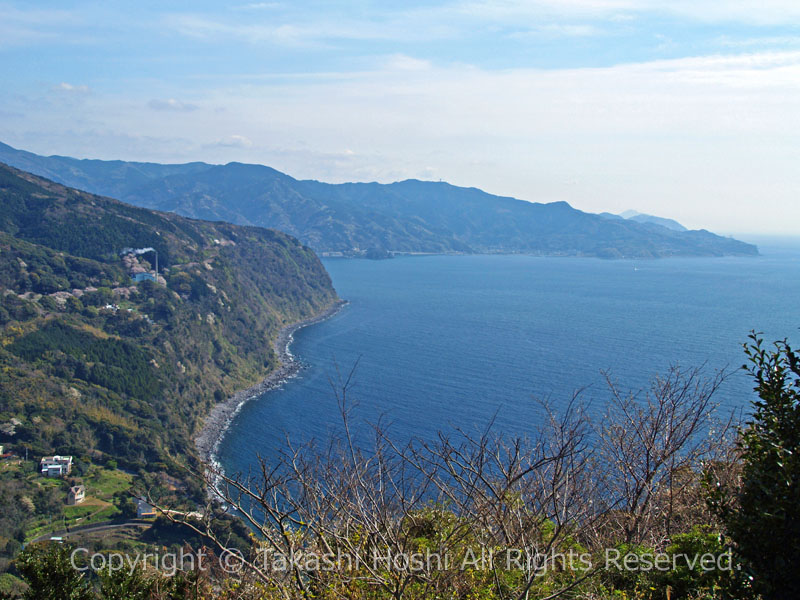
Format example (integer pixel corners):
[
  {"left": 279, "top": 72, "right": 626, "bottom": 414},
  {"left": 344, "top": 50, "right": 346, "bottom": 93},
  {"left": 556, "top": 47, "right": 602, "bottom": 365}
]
[
  {"left": 0, "top": 142, "right": 757, "bottom": 258},
  {"left": 0, "top": 141, "right": 209, "bottom": 200},
  {"left": 618, "top": 210, "right": 687, "bottom": 232},
  {"left": 598, "top": 212, "right": 625, "bottom": 221}
]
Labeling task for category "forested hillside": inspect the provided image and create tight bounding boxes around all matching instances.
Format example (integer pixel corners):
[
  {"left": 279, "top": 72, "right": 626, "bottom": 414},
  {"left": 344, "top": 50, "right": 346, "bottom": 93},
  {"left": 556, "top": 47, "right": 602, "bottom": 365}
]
[
  {"left": 0, "top": 162, "right": 338, "bottom": 465},
  {"left": 0, "top": 163, "right": 338, "bottom": 575}
]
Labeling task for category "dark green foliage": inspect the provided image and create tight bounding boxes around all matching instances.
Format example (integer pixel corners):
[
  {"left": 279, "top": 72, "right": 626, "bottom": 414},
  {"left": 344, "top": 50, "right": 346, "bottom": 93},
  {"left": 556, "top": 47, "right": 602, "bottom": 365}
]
[
  {"left": 99, "top": 565, "right": 202, "bottom": 600},
  {"left": 0, "top": 294, "right": 37, "bottom": 325},
  {"left": 0, "top": 163, "right": 172, "bottom": 265},
  {"left": 8, "top": 543, "right": 207, "bottom": 600},
  {"left": 14, "top": 543, "right": 94, "bottom": 600},
  {"left": 8, "top": 322, "right": 158, "bottom": 400},
  {"left": 0, "top": 233, "right": 126, "bottom": 295},
  {"left": 98, "top": 567, "right": 154, "bottom": 600},
  {"left": 0, "top": 572, "right": 26, "bottom": 599},
  {"left": 709, "top": 334, "right": 800, "bottom": 600},
  {"left": 82, "top": 288, "right": 114, "bottom": 307},
  {"left": 656, "top": 526, "right": 745, "bottom": 599},
  {"left": 600, "top": 528, "right": 748, "bottom": 599},
  {"left": 0, "top": 481, "right": 34, "bottom": 562}
]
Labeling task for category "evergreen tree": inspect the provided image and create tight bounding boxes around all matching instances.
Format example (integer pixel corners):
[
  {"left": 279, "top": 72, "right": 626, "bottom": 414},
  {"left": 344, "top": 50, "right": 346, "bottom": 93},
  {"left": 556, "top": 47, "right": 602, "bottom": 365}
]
[{"left": 710, "top": 334, "right": 800, "bottom": 599}]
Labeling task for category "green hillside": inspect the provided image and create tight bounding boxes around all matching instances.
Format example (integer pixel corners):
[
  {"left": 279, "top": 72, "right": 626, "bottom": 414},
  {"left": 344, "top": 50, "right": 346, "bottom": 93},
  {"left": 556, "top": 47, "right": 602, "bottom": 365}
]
[
  {"left": 0, "top": 161, "right": 338, "bottom": 465},
  {"left": 0, "top": 163, "right": 338, "bottom": 568}
]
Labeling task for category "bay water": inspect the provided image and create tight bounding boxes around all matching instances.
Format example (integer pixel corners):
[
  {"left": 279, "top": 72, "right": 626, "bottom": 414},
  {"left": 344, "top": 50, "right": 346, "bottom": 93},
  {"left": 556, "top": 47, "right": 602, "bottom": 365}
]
[{"left": 218, "top": 243, "right": 800, "bottom": 474}]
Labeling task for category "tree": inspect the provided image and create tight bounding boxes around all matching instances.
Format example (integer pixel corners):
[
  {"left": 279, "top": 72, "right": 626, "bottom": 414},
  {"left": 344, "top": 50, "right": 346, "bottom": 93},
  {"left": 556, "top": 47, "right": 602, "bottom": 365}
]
[
  {"left": 14, "top": 543, "right": 95, "bottom": 600},
  {"left": 597, "top": 366, "right": 731, "bottom": 548},
  {"left": 66, "top": 296, "right": 84, "bottom": 313},
  {"left": 709, "top": 333, "right": 800, "bottom": 600}
]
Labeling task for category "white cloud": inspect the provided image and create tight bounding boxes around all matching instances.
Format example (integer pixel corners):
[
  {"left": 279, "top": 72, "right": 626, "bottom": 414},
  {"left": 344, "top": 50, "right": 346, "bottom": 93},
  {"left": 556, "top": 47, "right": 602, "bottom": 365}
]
[
  {"left": 166, "top": 9, "right": 457, "bottom": 47},
  {"left": 507, "top": 23, "right": 603, "bottom": 38},
  {"left": 0, "top": 5, "right": 82, "bottom": 47},
  {"left": 715, "top": 35, "right": 800, "bottom": 49},
  {"left": 235, "top": 2, "right": 282, "bottom": 9},
  {"left": 176, "top": 50, "right": 799, "bottom": 233},
  {"left": 6, "top": 49, "right": 800, "bottom": 233},
  {"left": 452, "top": 0, "right": 800, "bottom": 25},
  {"left": 55, "top": 82, "right": 91, "bottom": 94},
  {"left": 384, "top": 54, "right": 433, "bottom": 71},
  {"left": 650, "top": 0, "right": 800, "bottom": 25},
  {"left": 214, "top": 134, "right": 253, "bottom": 148},
  {"left": 147, "top": 98, "right": 198, "bottom": 112},
  {"left": 161, "top": 0, "right": 800, "bottom": 61},
  {"left": 168, "top": 16, "right": 315, "bottom": 46}
]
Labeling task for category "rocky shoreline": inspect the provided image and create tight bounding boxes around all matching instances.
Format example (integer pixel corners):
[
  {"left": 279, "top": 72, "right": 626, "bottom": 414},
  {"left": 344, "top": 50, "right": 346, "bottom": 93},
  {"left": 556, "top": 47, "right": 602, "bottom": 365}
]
[{"left": 194, "top": 299, "right": 348, "bottom": 464}]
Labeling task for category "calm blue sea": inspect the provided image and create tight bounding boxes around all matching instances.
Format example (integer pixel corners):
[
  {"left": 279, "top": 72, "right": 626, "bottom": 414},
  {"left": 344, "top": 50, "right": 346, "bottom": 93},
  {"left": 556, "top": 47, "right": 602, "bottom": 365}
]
[{"left": 218, "top": 242, "right": 800, "bottom": 475}]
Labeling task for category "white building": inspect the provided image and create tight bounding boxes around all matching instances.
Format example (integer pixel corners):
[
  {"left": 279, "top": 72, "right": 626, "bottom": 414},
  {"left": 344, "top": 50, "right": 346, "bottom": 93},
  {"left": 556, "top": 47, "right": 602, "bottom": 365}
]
[{"left": 40, "top": 455, "right": 73, "bottom": 477}]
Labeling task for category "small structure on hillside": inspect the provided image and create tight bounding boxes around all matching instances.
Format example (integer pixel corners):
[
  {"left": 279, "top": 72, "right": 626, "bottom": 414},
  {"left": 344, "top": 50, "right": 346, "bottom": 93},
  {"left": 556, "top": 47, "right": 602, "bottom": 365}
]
[
  {"left": 40, "top": 455, "right": 73, "bottom": 477},
  {"left": 68, "top": 485, "right": 85, "bottom": 505},
  {"left": 133, "top": 272, "right": 157, "bottom": 283},
  {"left": 136, "top": 499, "right": 157, "bottom": 518},
  {"left": 121, "top": 247, "right": 164, "bottom": 285}
]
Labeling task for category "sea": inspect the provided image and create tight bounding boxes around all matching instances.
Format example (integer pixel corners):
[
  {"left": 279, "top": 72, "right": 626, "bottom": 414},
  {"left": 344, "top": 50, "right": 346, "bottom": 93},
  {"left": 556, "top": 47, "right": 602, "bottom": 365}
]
[{"left": 218, "top": 238, "right": 800, "bottom": 476}]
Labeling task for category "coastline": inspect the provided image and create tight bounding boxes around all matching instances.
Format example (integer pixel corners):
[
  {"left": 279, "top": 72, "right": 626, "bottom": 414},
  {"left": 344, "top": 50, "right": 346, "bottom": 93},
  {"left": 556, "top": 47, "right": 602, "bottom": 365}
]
[{"left": 194, "top": 299, "right": 348, "bottom": 465}]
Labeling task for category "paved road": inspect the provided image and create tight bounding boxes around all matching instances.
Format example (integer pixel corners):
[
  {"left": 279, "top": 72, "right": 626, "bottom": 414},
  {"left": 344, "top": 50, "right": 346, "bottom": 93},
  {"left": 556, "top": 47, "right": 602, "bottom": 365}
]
[{"left": 29, "top": 519, "right": 152, "bottom": 544}]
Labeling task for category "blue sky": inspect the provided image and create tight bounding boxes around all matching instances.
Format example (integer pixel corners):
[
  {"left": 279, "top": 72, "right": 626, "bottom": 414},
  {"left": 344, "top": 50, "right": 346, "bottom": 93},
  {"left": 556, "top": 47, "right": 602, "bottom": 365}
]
[{"left": 2, "top": 1, "right": 800, "bottom": 234}]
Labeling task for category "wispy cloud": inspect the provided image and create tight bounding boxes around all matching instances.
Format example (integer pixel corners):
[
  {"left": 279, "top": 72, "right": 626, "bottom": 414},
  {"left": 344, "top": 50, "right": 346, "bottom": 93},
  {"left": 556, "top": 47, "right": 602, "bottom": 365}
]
[
  {"left": 4, "top": 1, "right": 800, "bottom": 233},
  {"left": 715, "top": 35, "right": 800, "bottom": 49},
  {"left": 452, "top": 0, "right": 800, "bottom": 25},
  {"left": 55, "top": 82, "right": 91, "bottom": 94},
  {"left": 147, "top": 98, "right": 198, "bottom": 112},
  {"left": 0, "top": 5, "right": 83, "bottom": 47},
  {"left": 161, "top": 49, "right": 799, "bottom": 232},
  {"left": 383, "top": 54, "right": 433, "bottom": 71},
  {"left": 648, "top": 0, "right": 800, "bottom": 25},
  {"left": 168, "top": 15, "right": 318, "bottom": 47},
  {"left": 214, "top": 134, "right": 253, "bottom": 148},
  {"left": 165, "top": 9, "right": 457, "bottom": 47},
  {"left": 234, "top": 2, "right": 282, "bottom": 10},
  {"left": 507, "top": 23, "right": 603, "bottom": 39},
  {"left": 161, "top": 0, "right": 800, "bottom": 62}
]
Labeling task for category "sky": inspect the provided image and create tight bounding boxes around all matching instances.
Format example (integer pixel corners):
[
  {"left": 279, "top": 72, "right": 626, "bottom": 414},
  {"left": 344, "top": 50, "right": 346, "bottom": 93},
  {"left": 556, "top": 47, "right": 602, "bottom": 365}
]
[{"left": 1, "top": 1, "right": 799, "bottom": 234}]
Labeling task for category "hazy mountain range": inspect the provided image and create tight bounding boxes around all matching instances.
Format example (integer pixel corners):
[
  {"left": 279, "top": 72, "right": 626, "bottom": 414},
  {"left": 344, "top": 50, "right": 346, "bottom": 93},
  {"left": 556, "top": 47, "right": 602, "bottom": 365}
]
[
  {"left": 599, "top": 210, "right": 688, "bottom": 232},
  {"left": 0, "top": 142, "right": 757, "bottom": 258}
]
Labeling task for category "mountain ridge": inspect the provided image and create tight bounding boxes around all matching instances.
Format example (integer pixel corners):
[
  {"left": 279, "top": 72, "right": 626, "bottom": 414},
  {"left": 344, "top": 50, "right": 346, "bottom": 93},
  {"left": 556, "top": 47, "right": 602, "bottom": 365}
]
[
  {"left": 617, "top": 210, "right": 688, "bottom": 232},
  {"left": 0, "top": 142, "right": 758, "bottom": 258}
]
